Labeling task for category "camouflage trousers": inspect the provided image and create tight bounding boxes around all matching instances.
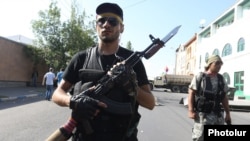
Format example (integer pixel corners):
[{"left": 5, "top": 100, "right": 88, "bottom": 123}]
[{"left": 192, "top": 111, "right": 224, "bottom": 141}]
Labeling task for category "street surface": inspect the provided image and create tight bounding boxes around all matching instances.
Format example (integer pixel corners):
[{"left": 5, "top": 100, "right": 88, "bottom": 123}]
[{"left": 0, "top": 88, "right": 250, "bottom": 141}]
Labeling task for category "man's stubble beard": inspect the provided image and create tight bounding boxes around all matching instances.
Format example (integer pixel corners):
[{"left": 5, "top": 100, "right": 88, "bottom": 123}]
[{"left": 99, "top": 32, "right": 120, "bottom": 43}]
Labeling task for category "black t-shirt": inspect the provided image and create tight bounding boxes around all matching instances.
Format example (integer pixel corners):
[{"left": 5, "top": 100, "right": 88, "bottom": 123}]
[
  {"left": 63, "top": 46, "right": 149, "bottom": 87},
  {"left": 64, "top": 46, "right": 148, "bottom": 140}
]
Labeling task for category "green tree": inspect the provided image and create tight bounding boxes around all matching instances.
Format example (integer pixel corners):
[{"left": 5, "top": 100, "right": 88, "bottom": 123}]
[
  {"left": 62, "top": 2, "right": 96, "bottom": 58},
  {"left": 31, "top": 0, "right": 96, "bottom": 70},
  {"left": 22, "top": 45, "right": 45, "bottom": 68},
  {"left": 126, "top": 41, "right": 134, "bottom": 51}
]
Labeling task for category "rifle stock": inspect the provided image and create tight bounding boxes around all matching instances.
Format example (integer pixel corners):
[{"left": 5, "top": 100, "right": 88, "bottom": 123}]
[{"left": 46, "top": 129, "right": 68, "bottom": 141}]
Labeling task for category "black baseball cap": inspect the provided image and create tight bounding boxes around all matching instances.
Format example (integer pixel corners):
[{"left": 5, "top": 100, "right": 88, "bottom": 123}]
[{"left": 96, "top": 3, "right": 123, "bottom": 21}]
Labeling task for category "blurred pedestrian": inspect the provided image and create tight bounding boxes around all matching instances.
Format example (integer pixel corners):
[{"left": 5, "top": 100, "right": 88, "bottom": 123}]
[
  {"left": 56, "top": 68, "right": 64, "bottom": 86},
  {"left": 42, "top": 68, "right": 56, "bottom": 100},
  {"left": 31, "top": 69, "right": 38, "bottom": 87}
]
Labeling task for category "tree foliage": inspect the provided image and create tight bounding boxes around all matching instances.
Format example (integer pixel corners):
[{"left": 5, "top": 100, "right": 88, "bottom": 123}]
[
  {"left": 30, "top": 0, "right": 96, "bottom": 71},
  {"left": 126, "top": 41, "right": 134, "bottom": 51},
  {"left": 22, "top": 45, "right": 45, "bottom": 67}
]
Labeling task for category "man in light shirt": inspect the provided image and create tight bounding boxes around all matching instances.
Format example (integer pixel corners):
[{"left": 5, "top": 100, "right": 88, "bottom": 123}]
[{"left": 42, "top": 68, "right": 56, "bottom": 101}]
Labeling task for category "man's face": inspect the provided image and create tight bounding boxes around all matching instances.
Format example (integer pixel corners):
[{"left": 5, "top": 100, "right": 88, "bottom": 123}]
[
  {"left": 96, "top": 14, "right": 123, "bottom": 43},
  {"left": 210, "top": 61, "right": 223, "bottom": 72}
]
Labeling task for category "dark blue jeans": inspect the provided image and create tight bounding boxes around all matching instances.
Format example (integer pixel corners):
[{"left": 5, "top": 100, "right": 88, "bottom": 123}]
[{"left": 45, "top": 85, "right": 54, "bottom": 100}]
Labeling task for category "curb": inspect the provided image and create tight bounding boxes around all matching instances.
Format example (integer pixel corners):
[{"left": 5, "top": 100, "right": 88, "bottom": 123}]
[{"left": 0, "top": 93, "right": 44, "bottom": 102}]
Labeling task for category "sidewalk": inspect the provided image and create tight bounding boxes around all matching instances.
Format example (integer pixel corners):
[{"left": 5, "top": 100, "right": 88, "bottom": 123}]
[{"left": 0, "top": 86, "right": 45, "bottom": 102}]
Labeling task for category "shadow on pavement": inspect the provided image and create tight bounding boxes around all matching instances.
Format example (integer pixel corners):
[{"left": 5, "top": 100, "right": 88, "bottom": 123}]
[{"left": 0, "top": 96, "right": 45, "bottom": 110}]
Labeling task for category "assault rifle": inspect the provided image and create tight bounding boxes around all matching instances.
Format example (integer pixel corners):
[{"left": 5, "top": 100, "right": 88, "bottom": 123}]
[
  {"left": 46, "top": 25, "right": 181, "bottom": 141},
  {"left": 80, "top": 25, "right": 182, "bottom": 115}
]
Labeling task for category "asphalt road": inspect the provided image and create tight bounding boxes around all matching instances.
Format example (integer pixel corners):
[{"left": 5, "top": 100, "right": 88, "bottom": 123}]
[{"left": 0, "top": 88, "right": 249, "bottom": 141}]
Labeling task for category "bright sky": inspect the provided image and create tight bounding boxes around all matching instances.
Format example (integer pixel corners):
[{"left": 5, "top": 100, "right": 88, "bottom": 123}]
[{"left": 0, "top": 0, "right": 237, "bottom": 78}]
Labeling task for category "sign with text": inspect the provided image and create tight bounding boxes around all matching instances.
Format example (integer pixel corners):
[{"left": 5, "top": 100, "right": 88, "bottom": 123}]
[{"left": 204, "top": 125, "right": 250, "bottom": 140}]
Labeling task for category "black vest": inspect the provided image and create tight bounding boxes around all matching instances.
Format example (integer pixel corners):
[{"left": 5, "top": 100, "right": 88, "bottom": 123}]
[
  {"left": 195, "top": 72, "right": 225, "bottom": 113},
  {"left": 72, "top": 46, "right": 139, "bottom": 141}
]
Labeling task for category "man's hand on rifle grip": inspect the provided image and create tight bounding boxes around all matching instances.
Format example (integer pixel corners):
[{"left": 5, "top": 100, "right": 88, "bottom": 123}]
[
  {"left": 69, "top": 89, "right": 107, "bottom": 120},
  {"left": 109, "top": 61, "right": 138, "bottom": 96}
]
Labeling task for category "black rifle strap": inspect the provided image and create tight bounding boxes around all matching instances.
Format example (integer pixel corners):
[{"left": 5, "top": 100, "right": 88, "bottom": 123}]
[
  {"left": 82, "top": 47, "right": 92, "bottom": 69},
  {"left": 197, "top": 72, "right": 206, "bottom": 96},
  {"left": 216, "top": 74, "right": 225, "bottom": 100},
  {"left": 217, "top": 74, "right": 224, "bottom": 92}
]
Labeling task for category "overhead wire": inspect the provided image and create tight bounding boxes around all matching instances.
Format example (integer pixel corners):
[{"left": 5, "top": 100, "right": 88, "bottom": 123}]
[{"left": 123, "top": 0, "right": 147, "bottom": 9}]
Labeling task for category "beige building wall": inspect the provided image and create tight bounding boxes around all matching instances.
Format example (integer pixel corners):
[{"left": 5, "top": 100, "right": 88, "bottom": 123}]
[
  {"left": 184, "top": 34, "right": 197, "bottom": 76},
  {"left": 175, "top": 34, "right": 197, "bottom": 76},
  {"left": 0, "top": 37, "right": 48, "bottom": 87},
  {"left": 175, "top": 45, "right": 186, "bottom": 75}
]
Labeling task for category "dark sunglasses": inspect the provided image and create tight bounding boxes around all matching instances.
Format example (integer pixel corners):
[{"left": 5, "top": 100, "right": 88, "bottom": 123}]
[
  {"left": 215, "top": 61, "right": 223, "bottom": 65},
  {"left": 96, "top": 17, "right": 119, "bottom": 27}
]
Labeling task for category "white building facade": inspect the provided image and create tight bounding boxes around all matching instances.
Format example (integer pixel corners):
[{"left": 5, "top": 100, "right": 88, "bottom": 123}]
[{"left": 196, "top": 0, "right": 250, "bottom": 102}]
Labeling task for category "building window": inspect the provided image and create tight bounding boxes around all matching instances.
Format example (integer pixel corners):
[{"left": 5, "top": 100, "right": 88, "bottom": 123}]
[
  {"left": 222, "top": 43, "right": 232, "bottom": 57},
  {"left": 222, "top": 72, "right": 230, "bottom": 85},
  {"left": 237, "top": 37, "right": 245, "bottom": 52},
  {"left": 205, "top": 52, "right": 209, "bottom": 62},
  {"left": 212, "top": 49, "right": 220, "bottom": 56}
]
